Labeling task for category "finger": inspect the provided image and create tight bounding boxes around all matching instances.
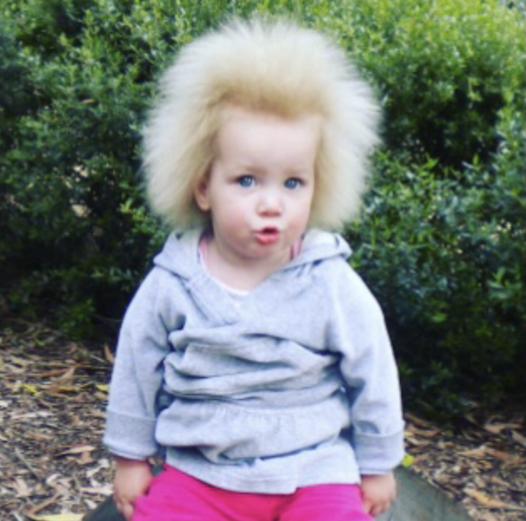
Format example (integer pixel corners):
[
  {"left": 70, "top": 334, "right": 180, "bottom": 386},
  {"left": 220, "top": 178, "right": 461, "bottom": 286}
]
[
  {"left": 373, "top": 504, "right": 383, "bottom": 516},
  {"left": 371, "top": 502, "right": 390, "bottom": 517},
  {"left": 122, "top": 502, "right": 134, "bottom": 521}
]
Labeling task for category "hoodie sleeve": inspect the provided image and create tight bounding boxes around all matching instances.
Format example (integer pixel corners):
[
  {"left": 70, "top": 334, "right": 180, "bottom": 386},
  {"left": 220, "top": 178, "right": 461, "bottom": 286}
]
[
  {"left": 325, "top": 260, "right": 405, "bottom": 475},
  {"left": 103, "top": 269, "right": 176, "bottom": 460}
]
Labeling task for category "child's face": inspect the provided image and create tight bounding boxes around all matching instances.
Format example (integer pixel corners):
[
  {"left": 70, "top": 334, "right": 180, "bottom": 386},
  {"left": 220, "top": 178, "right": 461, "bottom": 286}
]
[{"left": 194, "top": 107, "right": 319, "bottom": 269}]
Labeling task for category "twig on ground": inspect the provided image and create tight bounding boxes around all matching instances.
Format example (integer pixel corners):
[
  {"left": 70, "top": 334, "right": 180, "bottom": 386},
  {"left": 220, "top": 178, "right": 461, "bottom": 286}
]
[{"left": 14, "top": 447, "right": 42, "bottom": 482}]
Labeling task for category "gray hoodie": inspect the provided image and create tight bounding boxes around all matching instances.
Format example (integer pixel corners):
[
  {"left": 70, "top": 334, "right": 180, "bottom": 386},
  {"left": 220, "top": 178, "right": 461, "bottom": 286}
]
[{"left": 104, "top": 229, "right": 404, "bottom": 493}]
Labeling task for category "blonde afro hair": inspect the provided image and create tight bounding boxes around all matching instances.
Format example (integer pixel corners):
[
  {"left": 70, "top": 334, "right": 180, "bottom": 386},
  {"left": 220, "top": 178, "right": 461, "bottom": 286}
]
[{"left": 143, "top": 17, "right": 380, "bottom": 231}]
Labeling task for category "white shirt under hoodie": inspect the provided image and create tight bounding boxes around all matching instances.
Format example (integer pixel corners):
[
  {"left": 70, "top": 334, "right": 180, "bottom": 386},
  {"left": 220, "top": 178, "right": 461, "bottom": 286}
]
[{"left": 103, "top": 228, "right": 405, "bottom": 493}]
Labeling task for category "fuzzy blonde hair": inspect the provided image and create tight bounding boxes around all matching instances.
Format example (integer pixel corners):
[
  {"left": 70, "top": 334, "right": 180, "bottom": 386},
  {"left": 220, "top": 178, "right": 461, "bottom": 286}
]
[{"left": 143, "top": 17, "right": 380, "bottom": 231}]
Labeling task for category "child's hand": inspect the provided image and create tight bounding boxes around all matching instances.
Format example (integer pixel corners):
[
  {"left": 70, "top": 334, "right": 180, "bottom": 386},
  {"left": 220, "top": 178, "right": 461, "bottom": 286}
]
[
  {"left": 360, "top": 472, "right": 396, "bottom": 517},
  {"left": 113, "top": 457, "right": 153, "bottom": 521}
]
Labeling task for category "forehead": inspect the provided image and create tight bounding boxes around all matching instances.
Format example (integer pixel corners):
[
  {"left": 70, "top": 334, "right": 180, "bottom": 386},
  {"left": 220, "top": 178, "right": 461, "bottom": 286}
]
[{"left": 215, "top": 106, "right": 320, "bottom": 165}]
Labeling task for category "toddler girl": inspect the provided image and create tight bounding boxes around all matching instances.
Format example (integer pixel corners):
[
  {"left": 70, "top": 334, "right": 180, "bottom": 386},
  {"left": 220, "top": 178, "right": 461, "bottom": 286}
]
[{"left": 104, "top": 17, "right": 404, "bottom": 521}]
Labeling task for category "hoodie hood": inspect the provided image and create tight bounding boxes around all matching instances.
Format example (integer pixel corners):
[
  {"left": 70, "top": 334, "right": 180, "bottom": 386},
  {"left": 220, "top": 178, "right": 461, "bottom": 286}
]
[{"left": 153, "top": 228, "right": 352, "bottom": 279}]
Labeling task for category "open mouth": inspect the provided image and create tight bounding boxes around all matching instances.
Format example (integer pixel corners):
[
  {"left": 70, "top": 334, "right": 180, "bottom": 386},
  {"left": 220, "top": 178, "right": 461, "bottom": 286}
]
[{"left": 255, "top": 227, "right": 280, "bottom": 245}]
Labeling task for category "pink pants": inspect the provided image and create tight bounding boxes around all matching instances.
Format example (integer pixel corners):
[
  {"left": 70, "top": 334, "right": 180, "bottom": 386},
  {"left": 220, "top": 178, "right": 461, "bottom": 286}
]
[{"left": 133, "top": 465, "right": 373, "bottom": 521}]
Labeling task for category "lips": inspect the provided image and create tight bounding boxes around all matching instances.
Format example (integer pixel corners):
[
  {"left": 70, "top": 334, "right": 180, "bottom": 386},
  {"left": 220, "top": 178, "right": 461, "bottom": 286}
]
[{"left": 255, "top": 227, "right": 280, "bottom": 245}]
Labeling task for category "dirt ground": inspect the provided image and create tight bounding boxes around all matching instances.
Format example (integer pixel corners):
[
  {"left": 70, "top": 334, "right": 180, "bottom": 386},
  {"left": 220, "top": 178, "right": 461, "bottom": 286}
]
[{"left": 1, "top": 321, "right": 525, "bottom": 521}]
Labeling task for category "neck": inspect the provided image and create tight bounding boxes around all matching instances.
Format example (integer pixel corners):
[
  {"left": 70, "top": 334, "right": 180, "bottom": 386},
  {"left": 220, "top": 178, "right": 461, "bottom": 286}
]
[{"left": 206, "top": 239, "right": 288, "bottom": 291}]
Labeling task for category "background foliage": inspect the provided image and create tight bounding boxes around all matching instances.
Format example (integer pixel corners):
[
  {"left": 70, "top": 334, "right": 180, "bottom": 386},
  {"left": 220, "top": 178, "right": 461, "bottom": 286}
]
[{"left": 1, "top": 0, "right": 524, "bottom": 415}]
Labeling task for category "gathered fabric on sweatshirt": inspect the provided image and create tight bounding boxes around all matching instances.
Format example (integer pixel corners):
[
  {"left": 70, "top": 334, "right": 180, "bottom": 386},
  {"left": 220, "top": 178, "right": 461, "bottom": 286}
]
[{"left": 103, "top": 228, "right": 405, "bottom": 493}]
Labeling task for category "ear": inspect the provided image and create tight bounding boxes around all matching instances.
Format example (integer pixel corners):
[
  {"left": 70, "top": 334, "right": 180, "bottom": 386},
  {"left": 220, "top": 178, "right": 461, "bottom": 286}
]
[{"left": 193, "top": 178, "right": 211, "bottom": 211}]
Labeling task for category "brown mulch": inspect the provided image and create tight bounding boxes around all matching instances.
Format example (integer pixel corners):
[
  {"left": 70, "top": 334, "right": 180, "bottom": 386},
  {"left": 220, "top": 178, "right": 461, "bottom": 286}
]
[
  {"left": 405, "top": 412, "right": 526, "bottom": 520},
  {"left": 1, "top": 321, "right": 525, "bottom": 521}
]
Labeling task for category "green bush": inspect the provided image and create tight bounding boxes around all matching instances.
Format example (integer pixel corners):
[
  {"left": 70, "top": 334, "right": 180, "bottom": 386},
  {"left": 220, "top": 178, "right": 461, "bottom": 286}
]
[
  {"left": 1, "top": 0, "right": 524, "bottom": 412},
  {"left": 318, "top": 0, "right": 526, "bottom": 410},
  {"left": 317, "top": 0, "right": 526, "bottom": 170},
  {"left": 0, "top": 0, "right": 319, "bottom": 334},
  {"left": 348, "top": 107, "right": 526, "bottom": 413},
  {"left": 1, "top": 19, "right": 147, "bottom": 335}
]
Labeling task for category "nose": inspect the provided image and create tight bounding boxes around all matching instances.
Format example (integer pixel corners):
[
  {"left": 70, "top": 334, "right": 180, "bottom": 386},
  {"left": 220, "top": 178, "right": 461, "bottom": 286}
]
[{"left": 257, "top": 189, "right": 282, "bottom": 216}]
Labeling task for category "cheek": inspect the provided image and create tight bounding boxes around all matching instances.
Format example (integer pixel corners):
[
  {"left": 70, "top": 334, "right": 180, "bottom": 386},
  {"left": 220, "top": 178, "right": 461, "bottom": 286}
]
[
  {"left": 213, "top": 201, "right": 250, "bottom": 232},
  {"left": 284, "top": 206, "right": 310, "bottom": 238},
  {"left": 293, "top": 196, "right": 314, "bottom": 225},
  {"left": 296, "top": 209, "right": 312, "bottom": 232}
]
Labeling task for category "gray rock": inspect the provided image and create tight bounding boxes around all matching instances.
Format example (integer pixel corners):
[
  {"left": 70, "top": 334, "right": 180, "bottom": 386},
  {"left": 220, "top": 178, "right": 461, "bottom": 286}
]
[{"left": 377, "top": 467, "right": 473, "bottom": 521}]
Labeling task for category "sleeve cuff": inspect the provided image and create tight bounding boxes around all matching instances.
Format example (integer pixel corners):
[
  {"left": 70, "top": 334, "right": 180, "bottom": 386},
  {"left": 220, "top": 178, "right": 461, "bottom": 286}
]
[
  {"left": 352, "top": 426, "right": 405, "bottom": 474},
  {"left": 103, "top": 410, "right": 159, "bottom": 460}
]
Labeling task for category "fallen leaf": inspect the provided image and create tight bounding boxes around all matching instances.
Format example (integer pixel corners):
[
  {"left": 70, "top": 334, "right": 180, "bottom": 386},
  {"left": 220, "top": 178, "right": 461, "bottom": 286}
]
[
  {"left": 78, "top": 451, "right": 94, "bottom": 465},
  {"left": 404, "top": 434, "right": 427, "bottom": 446},
  {"left": 488, "top": 475, "right": 512, "bottom": 488},
  {"left": 404, "top": 412, "right": 435, "bottom": 428},
  {"left": 81, "top": 484, "right": 113, "bottom": 496},
  {"left": 103, "top": 344, "right": 115, "bottom": 364},
  {"left": 60, "top": 445, "right": 96, "bottom": 456},
  {"left": 52, "top": 366, "right": 77, "bottom": 385},
  {"left": 402, "top": 454, "right": 414, "bottom": 467},
  {"left": 45, "top": 474, "right": 61, "bottom": 487},
  {"left": 29, "top": 515, "right": 84, "bottom": 521},
  {"left": 9, "top": 355, "right": 32, "bottom": 367},
  {"left": 486, "top": 448, "right": 525, "bottom": 463},
  {"left": 14, "top": 477, "right": 31, "bottom": 497},
  {"left": 86, "top": 465, "right": 104, "bottom": 479},
  {"left": 465, "top": 413, "right": 480, "bottom": 426},
  {"left": 484, "top": 422, "right": 522, "bottom": 435},
  {"left": 38, "top": 368, "right": 67, "bottom": 378},
  {"left": 406, "top": 423, "right": 439, "bottom": 437},
  {"left": 511, "top": 429, "right": 526, "bottom": 448},
  {"left": 459, "top": 445, "right": 488, "bottom": 458},
  {"left": 21, "top": 383, "right": 40, "bottom": 395},
  {"left": 464, "top": 488, "right": 526, "bottom": 511},
  {"left": 7, "top": 364, "right": 27, "bottom": 374},
  {"left": 12, "top": 411, "right": 53, "bottom": 420},
  {"left": 84, "top": 498, "right": 98, "bottom": 510},
  {"left": 26, "top": 431, "right": 55, "bottom": 442},
  {"left": 26, "top": 493, "right": 61, "bottom": 516}
]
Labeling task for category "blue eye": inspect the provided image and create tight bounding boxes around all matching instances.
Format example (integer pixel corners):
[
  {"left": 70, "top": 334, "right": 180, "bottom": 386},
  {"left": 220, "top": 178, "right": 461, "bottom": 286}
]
[
  {"left": 284, "top": 178, "right": 301, "bottom": 189},
  {"left": 238, "top": 175, "right": 255, "bottom": 187}
]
